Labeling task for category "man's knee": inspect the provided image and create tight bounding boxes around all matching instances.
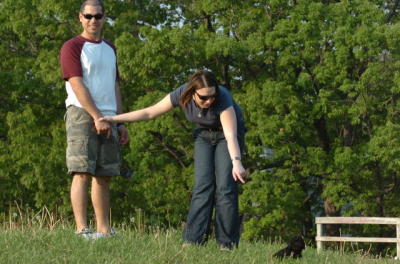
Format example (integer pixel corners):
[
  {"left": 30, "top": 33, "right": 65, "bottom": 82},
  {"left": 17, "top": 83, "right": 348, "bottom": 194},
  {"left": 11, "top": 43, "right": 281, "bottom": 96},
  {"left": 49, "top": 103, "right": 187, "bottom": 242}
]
[
  {"left": 72, "top": 173, "right": 92, "bottom": 184},
  {"left": 92, "top": 176, "right": 111, "bottom": 186}
]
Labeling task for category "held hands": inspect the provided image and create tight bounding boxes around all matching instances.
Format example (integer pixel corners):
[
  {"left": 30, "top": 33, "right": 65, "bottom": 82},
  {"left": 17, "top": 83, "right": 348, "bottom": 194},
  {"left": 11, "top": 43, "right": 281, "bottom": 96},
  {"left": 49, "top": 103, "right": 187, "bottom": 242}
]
[
  {"left": 94, "top": 118, "right": 111, "bottom": 138},
  {"left": 232, "top": 160, "right": 247, "bottom": 184},
  {"left": 96, "top": 117, "right": 129, "bottom": 145},
  {"left": 95, "top": 116, "right": 113, "bottom": 138}
]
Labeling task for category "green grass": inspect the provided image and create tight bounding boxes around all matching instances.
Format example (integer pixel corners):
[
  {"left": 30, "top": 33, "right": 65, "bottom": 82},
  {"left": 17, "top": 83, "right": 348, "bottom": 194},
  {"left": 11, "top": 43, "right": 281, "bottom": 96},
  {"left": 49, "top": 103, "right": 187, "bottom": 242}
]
[{"left": 0, "top": 226, "right": 399, "bottom": 264}]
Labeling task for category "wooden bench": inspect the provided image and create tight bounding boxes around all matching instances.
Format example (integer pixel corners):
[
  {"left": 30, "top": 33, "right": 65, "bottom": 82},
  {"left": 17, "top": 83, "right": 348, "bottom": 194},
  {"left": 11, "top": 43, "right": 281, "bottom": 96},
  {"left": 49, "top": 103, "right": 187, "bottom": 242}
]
[{"left": 315, "top": 217, "right": 400, "bottom": 258}]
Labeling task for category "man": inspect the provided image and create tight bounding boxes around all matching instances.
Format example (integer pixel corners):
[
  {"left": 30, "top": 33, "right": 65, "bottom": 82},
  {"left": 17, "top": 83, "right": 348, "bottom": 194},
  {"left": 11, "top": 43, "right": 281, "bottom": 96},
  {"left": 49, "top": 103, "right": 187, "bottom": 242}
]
[{"left": 60, "top": 0, "right": 128, "bottom": 238}]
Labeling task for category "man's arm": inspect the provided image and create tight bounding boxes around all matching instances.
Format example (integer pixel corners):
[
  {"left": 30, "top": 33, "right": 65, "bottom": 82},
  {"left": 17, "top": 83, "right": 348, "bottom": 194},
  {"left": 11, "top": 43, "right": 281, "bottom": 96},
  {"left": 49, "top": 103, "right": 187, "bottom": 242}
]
[
  {"left": 114, "top": 82, "right": 129, "bottom": 145},
  {"left": 115, "top": 82, "right": 123, "bottom": 115},
  {"left": 68, "top": 76, "right": 111, "bottom": 136}
]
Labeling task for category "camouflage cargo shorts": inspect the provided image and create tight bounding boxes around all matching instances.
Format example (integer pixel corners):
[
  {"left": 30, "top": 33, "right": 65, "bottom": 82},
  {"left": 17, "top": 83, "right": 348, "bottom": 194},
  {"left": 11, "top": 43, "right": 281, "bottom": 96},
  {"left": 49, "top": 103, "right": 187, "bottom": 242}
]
[{"left": 65, "top": 105, "right": 120, "bottom": 176}]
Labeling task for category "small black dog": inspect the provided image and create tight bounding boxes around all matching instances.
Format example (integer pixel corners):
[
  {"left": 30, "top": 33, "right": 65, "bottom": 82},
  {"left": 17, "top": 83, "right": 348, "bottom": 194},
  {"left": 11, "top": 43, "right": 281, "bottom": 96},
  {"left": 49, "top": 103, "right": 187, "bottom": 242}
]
[{"left": 273, "top": 236, "right": 305, "bottom": 259}]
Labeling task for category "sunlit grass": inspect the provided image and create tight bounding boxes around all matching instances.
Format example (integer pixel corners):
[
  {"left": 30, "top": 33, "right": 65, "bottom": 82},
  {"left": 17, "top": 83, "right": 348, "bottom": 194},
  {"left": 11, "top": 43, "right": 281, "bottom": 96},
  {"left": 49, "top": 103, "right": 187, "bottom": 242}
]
[{"left": 1, "top": 207, "right": 399, "bottom": 263}]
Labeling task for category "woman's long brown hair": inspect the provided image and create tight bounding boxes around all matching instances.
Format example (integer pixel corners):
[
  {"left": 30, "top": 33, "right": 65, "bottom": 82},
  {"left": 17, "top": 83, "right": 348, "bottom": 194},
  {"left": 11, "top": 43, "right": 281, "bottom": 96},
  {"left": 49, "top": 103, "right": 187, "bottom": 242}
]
[{"left": 179, "top": 70, "right": 219, "bottom": 108}]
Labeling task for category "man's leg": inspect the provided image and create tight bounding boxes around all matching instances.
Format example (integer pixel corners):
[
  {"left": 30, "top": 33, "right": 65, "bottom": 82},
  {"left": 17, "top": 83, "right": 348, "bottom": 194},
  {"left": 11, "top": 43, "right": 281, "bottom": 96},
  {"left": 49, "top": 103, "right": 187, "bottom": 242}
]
[
  {"left": 91, "top": 176, "right": 111, "bottom": 234},
  {"left": 71, "top": 173, "right": 91, "bottom": 232}
]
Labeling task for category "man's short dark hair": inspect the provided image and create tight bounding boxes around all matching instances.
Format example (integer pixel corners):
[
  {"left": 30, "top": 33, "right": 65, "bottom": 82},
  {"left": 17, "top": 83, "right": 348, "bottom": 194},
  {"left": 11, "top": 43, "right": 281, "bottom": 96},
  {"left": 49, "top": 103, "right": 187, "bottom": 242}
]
[{"left": 80, "top": 0, "right": 105, "bottom": 14}]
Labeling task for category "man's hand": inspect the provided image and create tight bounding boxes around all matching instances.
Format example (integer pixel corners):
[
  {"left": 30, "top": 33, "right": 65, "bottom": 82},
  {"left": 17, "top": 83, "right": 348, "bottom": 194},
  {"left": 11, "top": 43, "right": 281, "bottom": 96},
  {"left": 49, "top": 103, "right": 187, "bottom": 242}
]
[
  {"left": 94, "top": 118, "right": 111, "bottom": 138},
  {"left": 118, "top": 124, "right": 129, "bottom": 145}
]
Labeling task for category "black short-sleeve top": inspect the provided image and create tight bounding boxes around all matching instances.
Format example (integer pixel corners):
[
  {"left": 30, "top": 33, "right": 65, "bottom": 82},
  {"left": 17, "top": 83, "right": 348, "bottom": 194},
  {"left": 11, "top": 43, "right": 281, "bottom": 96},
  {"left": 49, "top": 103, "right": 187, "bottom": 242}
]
[{"left": 169, "top": 84, "right": 246, "bottom": 136}]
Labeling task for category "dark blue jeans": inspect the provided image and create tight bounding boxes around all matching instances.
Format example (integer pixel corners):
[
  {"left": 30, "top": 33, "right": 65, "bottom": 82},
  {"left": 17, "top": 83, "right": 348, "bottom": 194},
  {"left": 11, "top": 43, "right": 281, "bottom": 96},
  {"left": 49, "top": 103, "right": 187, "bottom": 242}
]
[{"left": 183, "top": 128, "right": 244, "bottom": 248}]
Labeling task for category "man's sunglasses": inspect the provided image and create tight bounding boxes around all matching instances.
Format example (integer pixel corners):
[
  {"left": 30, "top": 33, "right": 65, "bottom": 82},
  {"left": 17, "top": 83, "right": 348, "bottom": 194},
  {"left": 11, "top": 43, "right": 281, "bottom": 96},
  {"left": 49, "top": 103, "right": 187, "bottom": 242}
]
[
  {"left": 82, "top": 13, "right": 104, "bottom": 20},
  {"left": 195, "top": 91, "right": 217, "bottom": 101}
]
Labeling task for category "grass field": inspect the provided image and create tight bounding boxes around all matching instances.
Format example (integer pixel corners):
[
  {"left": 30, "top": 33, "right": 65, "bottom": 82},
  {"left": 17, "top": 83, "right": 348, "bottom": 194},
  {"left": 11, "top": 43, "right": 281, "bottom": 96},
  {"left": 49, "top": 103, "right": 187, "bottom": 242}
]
[{"left": 1, "top": 225, "right": 399, "bottom": 264}]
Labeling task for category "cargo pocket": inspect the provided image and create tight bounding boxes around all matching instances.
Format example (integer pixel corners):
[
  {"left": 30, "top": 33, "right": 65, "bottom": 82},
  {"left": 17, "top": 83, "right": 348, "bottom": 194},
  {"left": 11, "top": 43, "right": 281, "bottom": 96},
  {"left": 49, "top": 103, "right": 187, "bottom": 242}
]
[
  {"left": 66, "top": 137, "right": 89, "bottom": 170},
  {"left": 100, "top": 131, "right": 120, "bottom": 165}
]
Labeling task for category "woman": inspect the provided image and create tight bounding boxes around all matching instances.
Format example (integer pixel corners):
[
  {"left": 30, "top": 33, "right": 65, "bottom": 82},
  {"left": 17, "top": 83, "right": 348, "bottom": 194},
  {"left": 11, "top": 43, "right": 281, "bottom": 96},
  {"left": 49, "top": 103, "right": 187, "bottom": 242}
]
[{"left": 101, "top": 70, "right": 246, "bottom": 250}]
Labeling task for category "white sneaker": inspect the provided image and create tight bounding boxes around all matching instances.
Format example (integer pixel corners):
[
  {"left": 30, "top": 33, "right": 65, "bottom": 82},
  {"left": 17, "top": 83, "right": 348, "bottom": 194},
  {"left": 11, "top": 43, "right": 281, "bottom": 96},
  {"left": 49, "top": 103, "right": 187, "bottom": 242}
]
[
  {"left": 75, "top": 227, "right": 92, "bottom": 238},
  {"left": 87, "top": 228, "right": 116, "bottom": 240}
]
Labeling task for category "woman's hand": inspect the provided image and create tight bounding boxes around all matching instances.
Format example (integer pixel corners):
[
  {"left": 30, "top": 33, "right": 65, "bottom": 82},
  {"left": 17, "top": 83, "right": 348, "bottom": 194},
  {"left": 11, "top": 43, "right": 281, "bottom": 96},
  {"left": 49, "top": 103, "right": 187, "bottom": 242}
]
[
  {"left": 232, "top": 160, "right": 247, "bottom": 184},
  {"left": 99, "top": 116, "right": 115, "bottom": 123}
]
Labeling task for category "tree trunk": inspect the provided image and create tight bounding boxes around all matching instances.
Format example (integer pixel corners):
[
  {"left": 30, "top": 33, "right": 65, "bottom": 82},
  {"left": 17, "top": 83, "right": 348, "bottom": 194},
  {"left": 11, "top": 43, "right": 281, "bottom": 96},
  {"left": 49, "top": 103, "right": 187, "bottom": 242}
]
[
  {"left": 324, "top": 197, "right": 340, "bottom": 236},
  {"left": 221, "top": 63, "right": 231, "bottom": 90},
  {"left": 314, "top": 117, "right": 330, "bottom": 152}
]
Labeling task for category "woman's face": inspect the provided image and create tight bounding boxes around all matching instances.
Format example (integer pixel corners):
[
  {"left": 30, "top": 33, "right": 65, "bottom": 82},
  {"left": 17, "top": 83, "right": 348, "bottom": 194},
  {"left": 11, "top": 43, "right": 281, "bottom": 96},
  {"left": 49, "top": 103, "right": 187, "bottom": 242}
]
[{"left": 193, "top": 86, "right": 217, "bottom": 108}]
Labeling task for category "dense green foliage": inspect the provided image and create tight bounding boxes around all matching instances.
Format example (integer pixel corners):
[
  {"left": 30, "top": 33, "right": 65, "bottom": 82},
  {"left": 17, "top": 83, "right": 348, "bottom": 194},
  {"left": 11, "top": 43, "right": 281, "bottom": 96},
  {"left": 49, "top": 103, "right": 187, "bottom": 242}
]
[{"left": 2, "top": 0, "right": 400, "bottom": 244}]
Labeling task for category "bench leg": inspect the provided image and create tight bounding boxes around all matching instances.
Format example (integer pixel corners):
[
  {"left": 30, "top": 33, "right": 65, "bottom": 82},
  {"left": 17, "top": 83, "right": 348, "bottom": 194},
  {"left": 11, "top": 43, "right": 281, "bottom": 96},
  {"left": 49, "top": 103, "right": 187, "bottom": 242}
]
[
  {"left": 317, "top": 223, "right": 322, "bottom": 253},
  {"left": 397, "top": 224, "right": 400, "bottom": 260}
]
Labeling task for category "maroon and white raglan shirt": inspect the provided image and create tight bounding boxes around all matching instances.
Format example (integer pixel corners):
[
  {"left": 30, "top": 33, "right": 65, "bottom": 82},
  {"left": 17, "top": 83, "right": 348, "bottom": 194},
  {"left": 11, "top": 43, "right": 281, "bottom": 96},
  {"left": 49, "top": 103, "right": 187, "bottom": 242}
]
[{"left": 60, "top": 35, "right": 119, "bottom": 116}]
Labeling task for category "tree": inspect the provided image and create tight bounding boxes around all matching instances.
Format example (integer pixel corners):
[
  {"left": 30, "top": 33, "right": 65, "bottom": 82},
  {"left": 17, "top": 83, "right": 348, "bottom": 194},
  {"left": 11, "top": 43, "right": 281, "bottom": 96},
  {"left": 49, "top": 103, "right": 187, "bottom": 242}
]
[{"left": 240, "top": 0, "right": 400, "bottom": 241}]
